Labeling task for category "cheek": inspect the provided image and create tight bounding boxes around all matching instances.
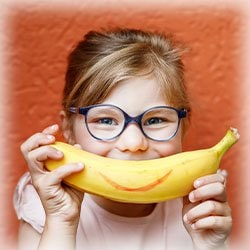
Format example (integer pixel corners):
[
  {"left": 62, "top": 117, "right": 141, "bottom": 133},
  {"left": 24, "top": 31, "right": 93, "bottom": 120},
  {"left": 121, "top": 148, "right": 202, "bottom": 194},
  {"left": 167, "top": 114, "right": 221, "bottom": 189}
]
[
  {"left": 156, "top": 132, "right": 183, "bottom": 158},
  {"left": 73, "top": 118, "right": 114, "bottom": 156},
  {"left": 157, "top": 142, "right": 182, "bottom": 158}
]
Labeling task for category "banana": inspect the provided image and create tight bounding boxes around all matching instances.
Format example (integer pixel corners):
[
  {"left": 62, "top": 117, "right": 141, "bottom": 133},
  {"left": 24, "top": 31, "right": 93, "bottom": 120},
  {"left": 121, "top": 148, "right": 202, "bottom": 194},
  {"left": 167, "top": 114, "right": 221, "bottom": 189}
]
[{"left": 45, "top": 127, "right": 239, "bottom": 203}]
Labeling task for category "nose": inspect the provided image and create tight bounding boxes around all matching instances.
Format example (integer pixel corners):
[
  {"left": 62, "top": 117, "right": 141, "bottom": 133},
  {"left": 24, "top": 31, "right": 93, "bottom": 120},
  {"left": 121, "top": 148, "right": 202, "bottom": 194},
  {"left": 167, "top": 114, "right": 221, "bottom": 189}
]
[{"left": 116, "top": 123, "right": 148, "bottom": 152}]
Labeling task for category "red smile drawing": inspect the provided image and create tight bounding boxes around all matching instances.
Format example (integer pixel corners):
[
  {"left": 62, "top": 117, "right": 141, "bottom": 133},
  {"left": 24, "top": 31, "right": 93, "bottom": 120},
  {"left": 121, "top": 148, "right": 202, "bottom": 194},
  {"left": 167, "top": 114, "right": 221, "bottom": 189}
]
[{"left": 98, "top": 169, "right": 173, "bottom": 192}]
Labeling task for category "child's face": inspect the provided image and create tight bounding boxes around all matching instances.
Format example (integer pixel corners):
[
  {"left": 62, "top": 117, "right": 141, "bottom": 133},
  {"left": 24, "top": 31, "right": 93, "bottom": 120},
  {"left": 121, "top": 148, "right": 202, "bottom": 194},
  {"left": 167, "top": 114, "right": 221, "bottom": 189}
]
[{"left": 71, "top": 76, "right": 183, "bottom": 160}]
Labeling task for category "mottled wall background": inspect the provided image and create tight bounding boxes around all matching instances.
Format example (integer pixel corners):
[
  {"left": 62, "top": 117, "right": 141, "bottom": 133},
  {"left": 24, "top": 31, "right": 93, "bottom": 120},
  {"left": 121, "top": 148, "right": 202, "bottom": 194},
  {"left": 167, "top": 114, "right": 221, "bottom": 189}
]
[{"left": 0, "top": 0, "right": 249, "bottom": 249}]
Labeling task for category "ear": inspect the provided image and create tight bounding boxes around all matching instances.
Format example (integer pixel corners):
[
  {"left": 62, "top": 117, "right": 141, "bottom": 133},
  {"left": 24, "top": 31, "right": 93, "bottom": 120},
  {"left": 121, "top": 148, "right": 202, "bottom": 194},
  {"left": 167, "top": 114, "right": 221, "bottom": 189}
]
[{"left": 59, "top": 110, "right": 76, "bottom": 145}]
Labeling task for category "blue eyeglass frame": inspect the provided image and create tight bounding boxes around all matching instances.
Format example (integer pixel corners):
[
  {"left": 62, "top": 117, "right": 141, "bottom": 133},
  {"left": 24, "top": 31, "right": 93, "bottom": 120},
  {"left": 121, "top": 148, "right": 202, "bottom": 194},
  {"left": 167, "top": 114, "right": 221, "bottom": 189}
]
[{"left": 69, "top": 104, "right": 187, "bottom": 142}]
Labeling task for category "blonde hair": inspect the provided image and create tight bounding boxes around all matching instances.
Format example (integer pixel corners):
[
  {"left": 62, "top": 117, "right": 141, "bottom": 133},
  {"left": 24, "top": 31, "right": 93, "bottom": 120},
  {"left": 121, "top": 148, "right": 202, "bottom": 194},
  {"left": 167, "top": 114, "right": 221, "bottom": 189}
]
[{"left": 63, "top": 28, "right": 191, "bottom": 131}]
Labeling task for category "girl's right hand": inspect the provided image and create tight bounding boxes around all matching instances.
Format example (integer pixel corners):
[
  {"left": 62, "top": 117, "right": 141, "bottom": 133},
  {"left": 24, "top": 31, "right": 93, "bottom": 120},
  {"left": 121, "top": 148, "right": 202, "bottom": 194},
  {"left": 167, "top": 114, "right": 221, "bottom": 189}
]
[{"left": 20, "top": 124, "right": 84, "bottom": 226}]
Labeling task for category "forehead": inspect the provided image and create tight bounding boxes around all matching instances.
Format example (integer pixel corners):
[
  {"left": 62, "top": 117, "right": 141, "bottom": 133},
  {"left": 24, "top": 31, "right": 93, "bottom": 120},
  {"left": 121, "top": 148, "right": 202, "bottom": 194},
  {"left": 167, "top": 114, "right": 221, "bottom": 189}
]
[{"left": 100, "top": 76, "right": 170, "bottom": 115}]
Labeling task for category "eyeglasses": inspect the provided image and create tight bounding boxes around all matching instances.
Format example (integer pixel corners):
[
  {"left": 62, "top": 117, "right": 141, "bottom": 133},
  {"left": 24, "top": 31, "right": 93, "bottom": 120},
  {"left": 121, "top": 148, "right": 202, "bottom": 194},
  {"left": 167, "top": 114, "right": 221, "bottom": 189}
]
[{"left": 69, "top": 104, "right": 187, "bottom": 142}]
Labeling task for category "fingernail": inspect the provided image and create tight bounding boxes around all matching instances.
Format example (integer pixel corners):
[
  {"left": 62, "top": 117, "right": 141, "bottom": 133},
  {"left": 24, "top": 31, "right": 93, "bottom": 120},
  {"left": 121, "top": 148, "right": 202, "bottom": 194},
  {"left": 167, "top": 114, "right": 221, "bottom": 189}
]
[
  {"left": 194, "top": 179, "right": 203, "bottom": 188},
  {"left": 56, "top": 150, "right": 63, "bottom": 156},
  {"left": 183, "top": 214, "right": 189, "bottom": 223},
  {"left": 189, "top": 192, "right": 195, "bottom": 202},
  {"left": 47, "top": 135, "right": 54, "bottom": 140},
  {"left": 51, "top": 124, "right": 58, "bottom": 130},
  {"left": 77, "top": 162, "right": 84, "bottom": 169},
  {"left": 220, "top": 169, "right": 228, "bottom": 178}
]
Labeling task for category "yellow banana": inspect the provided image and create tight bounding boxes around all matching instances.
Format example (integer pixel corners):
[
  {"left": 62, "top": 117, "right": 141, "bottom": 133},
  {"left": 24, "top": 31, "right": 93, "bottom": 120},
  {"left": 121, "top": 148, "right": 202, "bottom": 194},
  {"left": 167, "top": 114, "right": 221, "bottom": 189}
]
[{"left": 45, "top": 127, "right": 239, "bottom": 203}]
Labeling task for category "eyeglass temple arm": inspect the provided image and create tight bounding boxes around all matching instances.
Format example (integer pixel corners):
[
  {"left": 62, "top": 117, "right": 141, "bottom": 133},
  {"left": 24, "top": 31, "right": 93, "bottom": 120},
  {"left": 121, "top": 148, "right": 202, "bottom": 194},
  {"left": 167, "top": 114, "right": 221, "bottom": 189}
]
[
  {"left": 179, "top": 109, "right": 187, "bottom": 118},
  {"left": 69, "top": 107, "right": 79, "bottom": 113}
]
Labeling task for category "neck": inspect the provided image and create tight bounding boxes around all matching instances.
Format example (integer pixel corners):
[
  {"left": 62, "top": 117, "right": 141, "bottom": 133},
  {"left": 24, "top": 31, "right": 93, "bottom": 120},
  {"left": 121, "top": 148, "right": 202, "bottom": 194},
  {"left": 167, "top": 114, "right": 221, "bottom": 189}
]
[{"left": 90, "top": 195, "right": 156, "bottom": 217}]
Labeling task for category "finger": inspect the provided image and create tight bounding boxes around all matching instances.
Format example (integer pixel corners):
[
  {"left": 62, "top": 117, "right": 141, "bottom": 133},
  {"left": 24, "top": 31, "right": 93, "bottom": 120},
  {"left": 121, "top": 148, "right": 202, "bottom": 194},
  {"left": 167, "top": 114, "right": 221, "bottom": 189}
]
[
  {"left": 27, "top": 146, "right": 64, "bottom": 172},
  {"left": 217, "top": 169, "right": 228, "bottom": 186},
  {"left": 193, "top": 173, "right": 225, "bottom": 189},
  {"left": 217, "top": 169, "right": 228, "bottom": 178},
  {"left": 73, "top": 144, "right": 82, "bottom": 149},
  {"left": 21, "top": 133, "right": 56, "bottom": 156},
  {"left": 42, "top": 124, "right": 59, "bottom": 135},
  {"left": 47, "top": 162, "right": 84, "bottom": 186},
  {"left": 189, "top": 182, "right": 227, "bottom": 203},
  {"left": 190, "top": 215, "right": 232, "bottom": 232},
  {"left": 182, "top": 196, "right": 200, "bottom": 219},
  {"left": 183, "top": 196, "right": 200, "bottom": 210},
  {"left": 21, "top": 124, "right": 59, "bottom": 155},
  {"left": 183, "top": 200, "right": 231, "bottom": 225}
]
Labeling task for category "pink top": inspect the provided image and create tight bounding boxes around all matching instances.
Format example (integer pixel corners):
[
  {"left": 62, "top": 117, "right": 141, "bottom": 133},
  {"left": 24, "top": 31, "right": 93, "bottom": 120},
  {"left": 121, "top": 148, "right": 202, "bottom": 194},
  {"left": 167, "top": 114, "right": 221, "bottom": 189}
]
[{"left": 13, "top": 172, "right": 193, "bottom": 250}]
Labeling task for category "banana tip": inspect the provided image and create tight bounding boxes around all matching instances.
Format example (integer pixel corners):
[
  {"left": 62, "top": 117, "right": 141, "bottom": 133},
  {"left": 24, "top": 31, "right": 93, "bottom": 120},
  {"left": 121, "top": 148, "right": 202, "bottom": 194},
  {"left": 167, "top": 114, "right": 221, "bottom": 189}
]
[{"left": 230, "top": 127, "right": 240, "bottom": 140}]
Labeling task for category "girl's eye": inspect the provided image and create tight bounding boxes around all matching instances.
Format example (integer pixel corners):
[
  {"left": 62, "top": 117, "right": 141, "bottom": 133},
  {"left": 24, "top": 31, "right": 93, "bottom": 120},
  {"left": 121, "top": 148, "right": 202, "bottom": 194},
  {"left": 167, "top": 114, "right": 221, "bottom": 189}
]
[
  {"left": 145, "top": 117, "right": 164, "bottom": 125},
  {"left": 97, "top": 118, "right": 117, "bottom": 125}
]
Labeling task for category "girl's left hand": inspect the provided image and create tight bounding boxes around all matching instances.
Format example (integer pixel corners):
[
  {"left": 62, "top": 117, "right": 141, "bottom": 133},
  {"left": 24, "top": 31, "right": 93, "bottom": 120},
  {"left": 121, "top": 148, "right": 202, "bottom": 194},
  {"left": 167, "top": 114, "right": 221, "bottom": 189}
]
[{"left": 182, "top": 170, "right": 232, "bottom": 250}]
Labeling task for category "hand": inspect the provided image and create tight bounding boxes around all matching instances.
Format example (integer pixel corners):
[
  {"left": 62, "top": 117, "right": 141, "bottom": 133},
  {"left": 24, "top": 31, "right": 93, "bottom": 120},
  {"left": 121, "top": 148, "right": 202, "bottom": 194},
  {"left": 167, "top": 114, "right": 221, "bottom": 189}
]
[
  {"left": 20, "top": 124, "right": 84, "bottom": 225},
  {"left": 182, "top": 170, "right": 232, "bottom": 250}
]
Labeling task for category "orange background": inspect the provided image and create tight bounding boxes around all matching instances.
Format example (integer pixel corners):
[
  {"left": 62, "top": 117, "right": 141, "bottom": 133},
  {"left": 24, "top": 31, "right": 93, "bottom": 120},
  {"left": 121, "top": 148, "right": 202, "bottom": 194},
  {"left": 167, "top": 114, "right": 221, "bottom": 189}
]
[{"left": 1, "top": 1, "right": 249, "bottom": 249}]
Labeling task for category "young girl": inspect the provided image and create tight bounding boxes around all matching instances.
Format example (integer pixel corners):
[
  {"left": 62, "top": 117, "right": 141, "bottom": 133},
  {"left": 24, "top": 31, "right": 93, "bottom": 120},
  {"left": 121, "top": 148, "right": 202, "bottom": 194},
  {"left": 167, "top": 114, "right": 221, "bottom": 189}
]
[{"left": 14, "top": 28, "right": 232, "bottom": 250}]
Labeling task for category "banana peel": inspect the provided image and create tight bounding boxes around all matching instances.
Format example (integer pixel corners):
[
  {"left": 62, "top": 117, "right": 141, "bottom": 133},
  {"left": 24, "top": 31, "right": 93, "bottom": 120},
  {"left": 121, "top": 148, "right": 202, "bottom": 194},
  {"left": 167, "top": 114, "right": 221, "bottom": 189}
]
[{"left": 45, "top": 127, "right": 239, "bottom": 203}]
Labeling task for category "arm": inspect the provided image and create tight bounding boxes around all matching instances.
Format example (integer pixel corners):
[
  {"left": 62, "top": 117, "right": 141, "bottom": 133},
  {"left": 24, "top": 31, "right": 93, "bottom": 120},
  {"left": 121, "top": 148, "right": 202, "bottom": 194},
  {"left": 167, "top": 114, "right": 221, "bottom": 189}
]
[
  {"left": 38, "top": 217, "right": 79, "bottom": 250},
  {"left": 182, "top": 171, "right": 232, "bottom": 250},
  {"left": 18, "top": 219, "right": 78, "bottom": 250},
  {"left": 19, "top": 124, "right": 84, "bottom": 250},
  {"left": 18, "top": 220, "right": 41, "bottom": 250}
]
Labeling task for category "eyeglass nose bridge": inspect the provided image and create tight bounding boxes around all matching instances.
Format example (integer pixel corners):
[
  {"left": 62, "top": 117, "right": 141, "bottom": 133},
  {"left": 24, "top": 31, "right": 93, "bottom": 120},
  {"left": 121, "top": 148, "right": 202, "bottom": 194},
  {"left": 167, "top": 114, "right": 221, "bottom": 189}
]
[{"left": 123, "top": 113, "right": 144, "bottom": 133}]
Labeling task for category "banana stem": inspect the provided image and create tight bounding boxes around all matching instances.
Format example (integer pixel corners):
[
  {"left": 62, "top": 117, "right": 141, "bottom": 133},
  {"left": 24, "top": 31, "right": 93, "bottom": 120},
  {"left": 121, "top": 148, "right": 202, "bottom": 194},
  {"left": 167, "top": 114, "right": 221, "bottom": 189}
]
[{"left": 212, "top": 127, "right": 240, "bottom": 158}]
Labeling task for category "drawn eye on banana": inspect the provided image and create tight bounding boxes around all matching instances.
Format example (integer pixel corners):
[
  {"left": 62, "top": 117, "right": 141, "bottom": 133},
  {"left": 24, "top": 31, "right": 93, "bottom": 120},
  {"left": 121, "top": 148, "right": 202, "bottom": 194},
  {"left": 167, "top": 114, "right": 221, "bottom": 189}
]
[{"left": 45, "top": 128, "right": 239, "bottom": 204}]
